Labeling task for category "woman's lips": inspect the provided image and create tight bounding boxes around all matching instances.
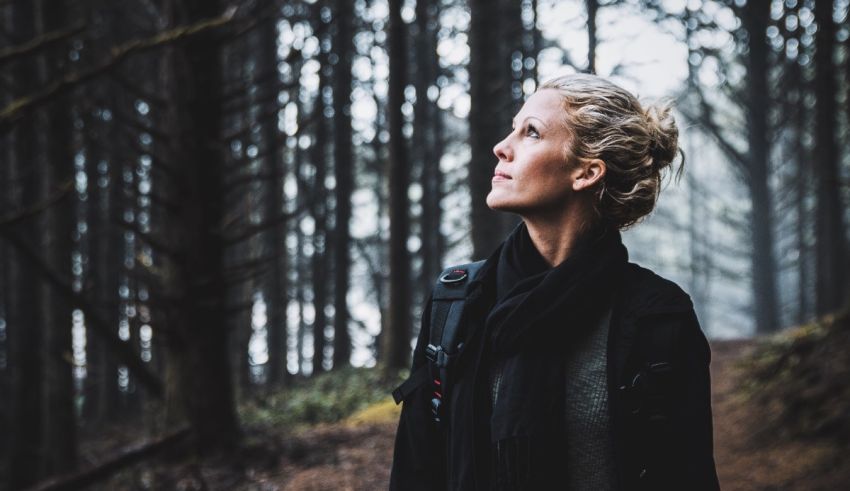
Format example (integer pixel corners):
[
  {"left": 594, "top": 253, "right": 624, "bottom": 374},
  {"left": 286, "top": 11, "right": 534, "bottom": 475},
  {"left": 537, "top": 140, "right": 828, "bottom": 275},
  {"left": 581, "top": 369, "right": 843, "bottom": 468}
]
[{"left": 493, "top": 171, "right": 512, "bottom": 181}]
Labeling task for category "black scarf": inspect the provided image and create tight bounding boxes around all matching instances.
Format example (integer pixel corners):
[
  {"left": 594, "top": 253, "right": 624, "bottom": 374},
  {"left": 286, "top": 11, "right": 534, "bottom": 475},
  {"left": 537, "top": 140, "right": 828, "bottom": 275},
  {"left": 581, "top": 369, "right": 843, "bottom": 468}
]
[
  {"left": 482, "top": 222, "right": 628, "bottom": 489},
  {"left": 486, "top": 222, "right": 628, "bottom": 353}
]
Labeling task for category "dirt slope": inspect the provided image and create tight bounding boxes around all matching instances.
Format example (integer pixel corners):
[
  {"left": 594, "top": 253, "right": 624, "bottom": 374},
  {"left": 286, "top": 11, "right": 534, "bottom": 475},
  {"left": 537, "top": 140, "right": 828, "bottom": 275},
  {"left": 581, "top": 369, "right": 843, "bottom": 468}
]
[{"left": 711, "top": 339, "right": 849, "bottom": 490}]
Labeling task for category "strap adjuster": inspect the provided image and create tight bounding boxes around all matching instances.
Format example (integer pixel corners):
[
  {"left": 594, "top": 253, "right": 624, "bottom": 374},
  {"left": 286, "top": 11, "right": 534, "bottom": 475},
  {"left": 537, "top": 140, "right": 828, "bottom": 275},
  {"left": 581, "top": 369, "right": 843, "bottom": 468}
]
[
  {"left": 425, "top": 343, "right": 438, "bottom": 361},
  {"left": 425, "top": 344, "right": 450, "bottom": 367}
]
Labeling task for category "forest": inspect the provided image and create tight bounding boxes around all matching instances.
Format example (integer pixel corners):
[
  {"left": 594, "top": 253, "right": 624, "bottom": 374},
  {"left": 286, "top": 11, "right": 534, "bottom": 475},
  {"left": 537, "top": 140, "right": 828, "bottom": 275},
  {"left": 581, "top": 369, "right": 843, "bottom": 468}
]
[{"left": 1, "top": 0, "right": 848, "bottom": 489}]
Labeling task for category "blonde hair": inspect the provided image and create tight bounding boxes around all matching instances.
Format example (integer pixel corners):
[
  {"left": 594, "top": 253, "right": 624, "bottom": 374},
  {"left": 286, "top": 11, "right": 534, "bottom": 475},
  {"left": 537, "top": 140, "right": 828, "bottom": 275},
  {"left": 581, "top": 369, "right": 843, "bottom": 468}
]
[{"left": 540, "top": 73, "right": 682, "bottom": 229}]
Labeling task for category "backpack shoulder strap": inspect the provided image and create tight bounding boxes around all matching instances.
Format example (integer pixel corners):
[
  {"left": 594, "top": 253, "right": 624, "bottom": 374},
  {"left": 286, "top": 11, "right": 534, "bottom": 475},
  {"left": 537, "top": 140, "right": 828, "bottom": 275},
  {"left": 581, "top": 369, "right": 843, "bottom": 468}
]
[
  {"left": 392, "top": 261, "right": 485, "bottom": 407},
  {"left": 428, "top": 261, "right": 486, "bottom": 355}
]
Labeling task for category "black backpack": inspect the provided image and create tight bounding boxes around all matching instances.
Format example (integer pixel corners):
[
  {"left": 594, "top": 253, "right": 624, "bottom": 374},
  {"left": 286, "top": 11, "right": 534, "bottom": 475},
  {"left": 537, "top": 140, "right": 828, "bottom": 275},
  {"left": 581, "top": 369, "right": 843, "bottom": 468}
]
[{"left": 392, "top": 261, "right": 677, "bottom": 427}]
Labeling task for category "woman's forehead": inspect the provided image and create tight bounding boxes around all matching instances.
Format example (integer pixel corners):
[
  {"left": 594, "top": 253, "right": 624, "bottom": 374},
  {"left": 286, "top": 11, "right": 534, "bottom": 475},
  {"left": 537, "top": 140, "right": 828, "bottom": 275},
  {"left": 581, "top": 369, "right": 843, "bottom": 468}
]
[{"left": 516, "top": 90, "right": 567, "bottom": 127}]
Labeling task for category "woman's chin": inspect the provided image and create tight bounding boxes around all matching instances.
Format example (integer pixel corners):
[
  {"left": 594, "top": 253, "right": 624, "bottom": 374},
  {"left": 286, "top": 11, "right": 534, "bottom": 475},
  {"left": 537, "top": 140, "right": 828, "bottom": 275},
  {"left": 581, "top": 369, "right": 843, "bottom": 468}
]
[{"left": 486, "top": 192, "right": 516, "bottom": 212}]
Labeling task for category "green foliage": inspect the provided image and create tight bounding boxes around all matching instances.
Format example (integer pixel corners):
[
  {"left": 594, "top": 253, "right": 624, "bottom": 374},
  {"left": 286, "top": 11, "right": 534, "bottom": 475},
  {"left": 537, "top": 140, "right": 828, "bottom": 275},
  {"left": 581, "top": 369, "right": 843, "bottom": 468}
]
[
  {"left": 738, "top": 309, "right": 850, "bottom": 444},
  {"left": 239, "top": 367, "right": 407, "bottom": 430}
]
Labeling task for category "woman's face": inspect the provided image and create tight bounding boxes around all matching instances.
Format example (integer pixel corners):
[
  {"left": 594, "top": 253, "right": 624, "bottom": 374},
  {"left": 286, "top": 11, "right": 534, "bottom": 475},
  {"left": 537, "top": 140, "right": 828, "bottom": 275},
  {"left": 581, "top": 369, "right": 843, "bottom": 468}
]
[{"left": 486, "top": 89, "right": 581, "bottom": 216}]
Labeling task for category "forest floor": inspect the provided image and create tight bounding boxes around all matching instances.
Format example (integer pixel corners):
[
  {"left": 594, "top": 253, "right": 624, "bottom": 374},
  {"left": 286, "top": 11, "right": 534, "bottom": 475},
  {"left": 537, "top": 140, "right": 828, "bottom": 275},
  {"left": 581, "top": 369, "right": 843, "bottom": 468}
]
[
  {"left": 709, "top": 339, "right": 849, "bottom": 490},
  {"left": 235, "top": 339, "right": 849, "bottom": 491},
  {"left": 85, "top": 338, "right": 849, "bottom": 491}
]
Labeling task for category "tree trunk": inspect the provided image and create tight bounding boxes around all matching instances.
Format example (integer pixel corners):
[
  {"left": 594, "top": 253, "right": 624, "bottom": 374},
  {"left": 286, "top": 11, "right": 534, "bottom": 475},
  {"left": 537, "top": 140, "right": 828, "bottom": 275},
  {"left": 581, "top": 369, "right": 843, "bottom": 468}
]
[
  {"left": 168, "top": 0, "right": 239, "bottom": 452},
  {"left": 82, "top": 98, "right": 113, "bottom": 422},
  {"left": 310, "top": 5, "right": 330, "bottom": 374},
  {"left": 295, "top": 196, "right": 307, "bottom": 377},
  {"left": 118, "top": 123, "right": 144, "bottom": 415},
  {"left": 528, "top": 0, "right": 541, "bottom": 84},
  {"left": 585, "top": 0, "right": 598, "bottom": 73},
  {"left": 41, "top": 0, "right": 77, "bottom": 474},
  {"left": 383, "top": 0, "right": 413, "bottom": 371},
  {"left": 786, "top": 22, "right": 812, "bottom": 325},
  {"left": 331, "top": 0, "right": 355, "bottom": 369},
  {"left": 7, "top": 0, "right": 46, "bottom": 486},
  {"left": 468, "top": 0, "right": 523, "bottom": 259},
  {"left": 0, "top": 103, "right": 9, "bottom": 484},
  {"left": 264, "top": 13, "right": 291, "bottom": 386},
  {"left": 370, "top": 87, "right": 389, "bottom": 362},
  {"left": 683, "top": 17, "right": 710, "bottom": 329},
  {"left": 813, "top": 0, "right": 847, "bottom": 315},
  {"left": 415, "top": 0, "right": 445, "bottom": 299},
  {"left": 742, "top": 2, "right": 779, "bottom": 334}
]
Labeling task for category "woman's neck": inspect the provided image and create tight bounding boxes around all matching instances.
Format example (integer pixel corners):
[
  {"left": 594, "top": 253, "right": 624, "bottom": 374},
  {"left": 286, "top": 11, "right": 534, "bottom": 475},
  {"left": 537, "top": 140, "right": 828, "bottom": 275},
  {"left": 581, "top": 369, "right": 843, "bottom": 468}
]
[{"left": 522, "top": 207, "right": 594, "bottom": 267}]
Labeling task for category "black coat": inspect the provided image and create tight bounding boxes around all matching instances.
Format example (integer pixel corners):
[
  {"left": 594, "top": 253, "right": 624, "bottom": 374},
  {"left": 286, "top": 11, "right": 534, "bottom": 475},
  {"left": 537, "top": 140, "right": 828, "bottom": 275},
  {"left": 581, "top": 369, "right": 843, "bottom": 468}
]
[{"left": 390, "top": 258, "right": 720, "bottom": 490}]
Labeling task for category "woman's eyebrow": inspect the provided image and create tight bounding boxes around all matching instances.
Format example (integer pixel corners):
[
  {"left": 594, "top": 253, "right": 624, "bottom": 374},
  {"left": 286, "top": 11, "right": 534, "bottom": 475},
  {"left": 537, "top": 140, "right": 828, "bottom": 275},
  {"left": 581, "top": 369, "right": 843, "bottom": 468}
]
[{"left": 512, "top": 116, "right": 549, "bottom": 129}]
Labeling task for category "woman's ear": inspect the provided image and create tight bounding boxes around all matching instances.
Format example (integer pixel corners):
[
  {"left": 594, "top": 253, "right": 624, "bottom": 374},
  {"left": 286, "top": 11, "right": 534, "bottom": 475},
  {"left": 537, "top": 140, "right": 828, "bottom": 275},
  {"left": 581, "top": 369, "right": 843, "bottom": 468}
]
[{"left": 571, "top": 158, "right": 606, "bottom": 191}]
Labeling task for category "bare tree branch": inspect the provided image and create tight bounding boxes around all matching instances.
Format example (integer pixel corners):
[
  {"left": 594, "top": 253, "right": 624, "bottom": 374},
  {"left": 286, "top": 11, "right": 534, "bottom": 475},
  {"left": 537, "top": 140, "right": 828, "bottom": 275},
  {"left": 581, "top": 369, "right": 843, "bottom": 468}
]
[
  {"left": 25, "top": 426, "right": 190, "bottom": 491},
  {"left": 112, "top": 216, "right": 181, "bottom": 257},
  {"left": 0, "top": 24, "right": 86, "bottom": 64},
  {"left": 222, "top": 207, "right": 306, "bottom": 246},
  {"left": 0, "top": 6, "right": 238, "bottom": 130},
  {"left": 0, "top": 181, "right": 72, "bottom": 227},
  {"left": 0, "top": 229, "right": 164, "bottom": 397}
]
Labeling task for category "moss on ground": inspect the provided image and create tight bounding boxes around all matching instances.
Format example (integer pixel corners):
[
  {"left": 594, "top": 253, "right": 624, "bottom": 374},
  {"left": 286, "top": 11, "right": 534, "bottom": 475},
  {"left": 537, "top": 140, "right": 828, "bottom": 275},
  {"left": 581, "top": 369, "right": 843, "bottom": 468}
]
[
  {"left": 738, "top": 307, "right": 850, "bottom": 445},
  {"left": 345, "top": 397, "right": 401, "bottom": 426},
  {"left": 239, "top": 366, "right": 407, "bottom": 430}
]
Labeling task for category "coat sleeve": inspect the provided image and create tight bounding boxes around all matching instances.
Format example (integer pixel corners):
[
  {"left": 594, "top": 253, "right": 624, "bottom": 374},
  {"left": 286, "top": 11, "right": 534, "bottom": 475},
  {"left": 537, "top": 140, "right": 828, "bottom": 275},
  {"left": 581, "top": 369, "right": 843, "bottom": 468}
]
[
  {"left": 661, "top": 308, "right": 720, "bottom": 490},
  {"left": 389, "top": 296, "right": 447, "bottom": 491}
]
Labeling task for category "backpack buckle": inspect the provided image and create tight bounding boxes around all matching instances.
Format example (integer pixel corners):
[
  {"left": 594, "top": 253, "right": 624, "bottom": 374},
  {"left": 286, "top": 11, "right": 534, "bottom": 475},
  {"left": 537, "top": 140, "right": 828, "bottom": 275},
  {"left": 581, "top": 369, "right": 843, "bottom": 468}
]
[{"left": 425, "top": 344, "right": 450, "bottom": 367}]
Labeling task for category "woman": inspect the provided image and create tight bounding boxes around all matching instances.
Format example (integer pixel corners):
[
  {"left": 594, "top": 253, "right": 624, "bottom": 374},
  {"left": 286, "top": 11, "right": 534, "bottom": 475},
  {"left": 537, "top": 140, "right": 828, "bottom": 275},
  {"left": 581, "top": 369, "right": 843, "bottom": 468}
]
[{"left": 390, "top": 74, "right": 719, "bottom": 490}]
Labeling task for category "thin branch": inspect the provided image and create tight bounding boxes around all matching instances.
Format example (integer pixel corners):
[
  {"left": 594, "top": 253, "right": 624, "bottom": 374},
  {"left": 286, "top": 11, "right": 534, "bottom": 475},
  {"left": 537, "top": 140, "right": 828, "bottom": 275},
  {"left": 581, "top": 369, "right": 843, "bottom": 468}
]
[
  {"left": 113, "top": 217, "right": 180, "bottom": 257},
  {"left": 221, "top": 101, "right": 292, "bottom": 141},
  {"left": 222, "top": 207, "right": 305, "bottom": 246},
  {"left": 223, "top": 249, "right": 287, "bottom": 277},
  {"left": 25, "top": 426, "right": 190, "bottom": 491},
  {"left": 0, "top": 229, "right": 164, "bottom": 397},
  {"left": 0, "top": 6, "right": 238, "bottom": 130},
  {"left": 107, "top": 70, "right": 169, "bottom": 107},
  {"left": 0, "top": 24, "right": 86, "bottom": 64},
  {"left": 0, "top": 181, "right": 72, "bottom": 227}
]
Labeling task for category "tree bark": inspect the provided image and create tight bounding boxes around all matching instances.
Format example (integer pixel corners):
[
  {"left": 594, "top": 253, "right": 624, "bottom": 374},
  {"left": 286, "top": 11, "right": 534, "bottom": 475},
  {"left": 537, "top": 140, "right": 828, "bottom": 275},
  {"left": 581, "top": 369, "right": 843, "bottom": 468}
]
[
  {"left": 7, "top": 0, "right": 46, "bottom": 486},
  {"left": 518, "top": 0, "right": 542, "bottom": 93},
  {"left": 166, "top": 0, "right": 239, "bottom": 452},
  {"left": 585, "top": 0, "right": 598, "bottom": 73},
  {"left": 264, "top": 17, "right": 289, "bottom": 385},
  {"left": 82, "top": 93, "right": 122, "bottom": 422},
  {"left": 742, "top": 2, "right": 779, "bottom": 334},
  {"left": 415, "top": 0, "right": 445, "bottom": 300},
  {"left": 468, "top": 0, "right": 523, "bottom": 259},
  {"left": 813, "top": 0, "right": 847, "bottom": 315},
  {"left": 384, "top": 0, "right": 413, "bottom": 370},
  {"left": 310, "top": 162, "right": 329, "bottom": 374},
  {"left": 781, "top": 5, "right": 812, "bottom": 325},
  {"left": 310, "top": 5, "right": 330, "bottom": 374},
  {"left": 331, "top": 0, "right": 354, "bottom": 369},
  {"left": 0, "top": 97, "right": 9, "bottom": 481},
  {"left": 41, "top": 0, "right": 78, "bottom": 474}
]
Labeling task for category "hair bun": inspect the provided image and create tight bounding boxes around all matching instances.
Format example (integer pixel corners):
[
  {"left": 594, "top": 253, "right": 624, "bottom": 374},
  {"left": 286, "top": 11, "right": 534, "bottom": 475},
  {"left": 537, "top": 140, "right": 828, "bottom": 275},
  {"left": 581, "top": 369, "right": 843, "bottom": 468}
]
[
  {"left": 643, "top": 101, "right": 679, "bottom": 171},
  {"left": 539, "top": 74, "right": 685, "bottom": 229}
]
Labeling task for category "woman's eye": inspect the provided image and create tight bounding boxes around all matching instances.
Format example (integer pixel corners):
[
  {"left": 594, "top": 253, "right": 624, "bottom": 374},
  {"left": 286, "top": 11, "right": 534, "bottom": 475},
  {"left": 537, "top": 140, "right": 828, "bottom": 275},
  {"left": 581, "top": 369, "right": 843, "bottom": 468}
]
[{"left": 526, "top": 125, "right": 540, "bottom": 138}]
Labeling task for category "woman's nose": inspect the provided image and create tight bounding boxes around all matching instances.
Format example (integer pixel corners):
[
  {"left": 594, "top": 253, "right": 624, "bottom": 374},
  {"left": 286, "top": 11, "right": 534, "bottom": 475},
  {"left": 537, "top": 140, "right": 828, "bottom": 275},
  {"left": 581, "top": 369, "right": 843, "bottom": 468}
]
[{"left": 493, "top": 134, "right": 513, "bottom": 162}]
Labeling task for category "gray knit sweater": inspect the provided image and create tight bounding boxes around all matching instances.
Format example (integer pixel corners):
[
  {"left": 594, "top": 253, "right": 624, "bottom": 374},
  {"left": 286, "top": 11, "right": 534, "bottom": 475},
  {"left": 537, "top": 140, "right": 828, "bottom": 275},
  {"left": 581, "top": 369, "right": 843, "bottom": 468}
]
[{"left": 563, "top": 308, "right": 617, "bottom": 490}]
